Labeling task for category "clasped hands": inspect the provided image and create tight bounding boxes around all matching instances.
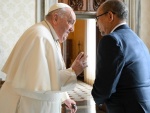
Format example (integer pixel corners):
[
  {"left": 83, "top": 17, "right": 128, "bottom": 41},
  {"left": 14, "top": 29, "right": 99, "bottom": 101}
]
[{"left": 71, "top": 52, "right": 88, "bottom": 76}]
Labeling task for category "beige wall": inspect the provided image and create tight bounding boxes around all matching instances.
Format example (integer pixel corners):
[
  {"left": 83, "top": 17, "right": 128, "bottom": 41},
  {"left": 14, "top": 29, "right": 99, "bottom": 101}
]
[
  {"left": 140, "top": 0, "right": 150, "bottom": 50},
  {"left": 0, "top": 0, "right": 35, "bottom": 80}
]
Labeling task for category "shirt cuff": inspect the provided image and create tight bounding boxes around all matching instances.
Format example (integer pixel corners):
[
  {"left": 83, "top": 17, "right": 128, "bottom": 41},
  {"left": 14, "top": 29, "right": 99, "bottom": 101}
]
[
  {"left": 61, "top": 92, "right": 70, "bottom": 102},
  {"left": 68, "top": 67, "right": 76, "bottom": 76}
]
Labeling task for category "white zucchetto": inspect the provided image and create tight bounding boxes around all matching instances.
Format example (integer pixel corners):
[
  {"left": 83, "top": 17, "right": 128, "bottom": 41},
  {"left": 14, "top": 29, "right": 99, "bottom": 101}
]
[{"left": 48, "top": 3, "right": 72, "bottom": 13}]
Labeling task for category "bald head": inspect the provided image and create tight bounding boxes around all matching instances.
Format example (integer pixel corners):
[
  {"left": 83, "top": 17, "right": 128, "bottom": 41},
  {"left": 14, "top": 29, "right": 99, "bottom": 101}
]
[{"left": 99, "top": 0, "right": 128, "bottom": 21}]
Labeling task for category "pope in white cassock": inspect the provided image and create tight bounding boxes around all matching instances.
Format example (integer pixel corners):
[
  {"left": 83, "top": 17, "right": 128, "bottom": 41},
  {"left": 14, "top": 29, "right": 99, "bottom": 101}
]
[{"left": 0, "top": 3, "right": 87, "bottom": 113}]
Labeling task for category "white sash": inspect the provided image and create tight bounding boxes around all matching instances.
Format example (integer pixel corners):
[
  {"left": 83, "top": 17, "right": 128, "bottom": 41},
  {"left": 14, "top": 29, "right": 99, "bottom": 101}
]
[{"left": 4, "top": 82, "right": 62, "bottom": 102}]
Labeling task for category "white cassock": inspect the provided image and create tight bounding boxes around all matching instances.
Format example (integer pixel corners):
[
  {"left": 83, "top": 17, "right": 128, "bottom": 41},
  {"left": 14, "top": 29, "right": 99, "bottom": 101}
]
[{"left": 0, "top": 20, "right": 77, "bottom": 113}]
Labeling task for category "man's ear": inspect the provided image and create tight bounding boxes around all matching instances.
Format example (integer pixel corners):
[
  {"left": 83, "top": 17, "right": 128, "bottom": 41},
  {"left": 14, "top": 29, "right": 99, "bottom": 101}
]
[
  {"left": 53, "top": 13, "right": 59, "bottom": 24},
  {"left": 108, "top": 11, "right": 114, "bottom": 22}
]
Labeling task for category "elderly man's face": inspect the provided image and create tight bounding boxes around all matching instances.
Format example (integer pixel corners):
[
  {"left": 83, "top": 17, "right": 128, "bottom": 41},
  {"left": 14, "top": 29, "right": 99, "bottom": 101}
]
[
  {"left": 56, "top": 8, "right": 76, "bottom": 43},
  {"left": 96, "top": 6, "right": 109, "bottom": 36}
]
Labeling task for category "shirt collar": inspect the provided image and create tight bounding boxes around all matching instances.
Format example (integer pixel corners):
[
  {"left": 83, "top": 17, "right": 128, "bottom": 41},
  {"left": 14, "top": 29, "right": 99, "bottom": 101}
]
[
  {"left": 110, "top": 22, "right": 126, "bottom": 33},
  {"left": 44, "top": 19, "right": 59, "bottom": 41}
]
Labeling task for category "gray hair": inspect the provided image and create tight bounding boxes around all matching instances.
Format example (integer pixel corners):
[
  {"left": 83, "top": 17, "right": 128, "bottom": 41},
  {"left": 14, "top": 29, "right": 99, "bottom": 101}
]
[{"left": 101, "top": 0, "right": 128, "bottom": 20}]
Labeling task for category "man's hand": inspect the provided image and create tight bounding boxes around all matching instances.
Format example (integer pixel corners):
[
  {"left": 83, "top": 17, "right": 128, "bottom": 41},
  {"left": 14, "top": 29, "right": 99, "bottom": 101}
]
[
  {"left": 71, "top": 52, "right": 88, "bottom": 76},
  {"left": 64, "top": 99, "right": 77, "bottom": 113}
]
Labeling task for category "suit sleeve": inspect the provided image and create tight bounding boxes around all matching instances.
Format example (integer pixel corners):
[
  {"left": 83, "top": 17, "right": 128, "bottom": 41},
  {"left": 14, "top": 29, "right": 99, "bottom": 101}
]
[{"left": 92, "top": 35, "right": 125, "bottom": 105}]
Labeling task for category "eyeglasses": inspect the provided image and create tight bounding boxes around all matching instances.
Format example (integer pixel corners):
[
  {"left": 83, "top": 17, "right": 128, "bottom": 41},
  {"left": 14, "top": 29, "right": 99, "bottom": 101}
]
[{"left": 96, "top": 12, "right": 108, "bottom": 20}]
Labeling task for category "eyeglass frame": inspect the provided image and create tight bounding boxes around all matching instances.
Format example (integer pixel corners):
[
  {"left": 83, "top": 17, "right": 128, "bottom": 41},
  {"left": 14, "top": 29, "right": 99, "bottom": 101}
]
[
  {"left": 95, "top": 11, "right": 116, "bottom": 21},
  {"left": 95, "top": 12, "right": 108, "bottom": 21}
]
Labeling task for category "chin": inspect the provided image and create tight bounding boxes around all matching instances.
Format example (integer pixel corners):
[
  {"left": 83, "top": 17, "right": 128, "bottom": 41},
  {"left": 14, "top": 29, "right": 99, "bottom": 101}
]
[
  {"left": 101, "top": 32, "right": 105, "bottom": 36},
  {"left": 63, "top": 36, "right": 67, "bottom": 41},
  {"left": 59, "top": 38, "right": 66, "bottom": 43}
]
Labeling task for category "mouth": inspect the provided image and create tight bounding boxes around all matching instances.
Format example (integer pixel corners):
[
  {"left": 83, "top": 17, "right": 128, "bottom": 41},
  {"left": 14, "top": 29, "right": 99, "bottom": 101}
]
[
  {"left": 65, "top": 31, "right": 70, "bottom": 37},
  {"left": 67, "top": 31, "right": 70, "bottom": 34}
]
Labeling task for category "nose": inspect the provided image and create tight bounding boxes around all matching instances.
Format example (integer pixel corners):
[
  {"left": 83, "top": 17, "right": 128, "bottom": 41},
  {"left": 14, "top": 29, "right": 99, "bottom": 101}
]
[{"left": 69, "top": 25, "right": 74, "bottom": 32}]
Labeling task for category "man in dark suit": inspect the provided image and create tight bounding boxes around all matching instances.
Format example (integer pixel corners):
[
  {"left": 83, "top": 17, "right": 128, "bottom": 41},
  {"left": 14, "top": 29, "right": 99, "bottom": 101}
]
[{"left": 92, "top": 0, "right": 150, "bottom": 113}]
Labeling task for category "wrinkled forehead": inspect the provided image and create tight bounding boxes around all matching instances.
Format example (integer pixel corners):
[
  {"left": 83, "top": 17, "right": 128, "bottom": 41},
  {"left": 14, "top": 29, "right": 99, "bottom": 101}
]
[
  {"left": 97, "top": 5, "right": 103, "bottom": 15},
  {"left": 68, "top": 8, "right": 76, "bottom": 17},
  {"left": 66, "top": 8, "right": 76, "bottom": 21}
]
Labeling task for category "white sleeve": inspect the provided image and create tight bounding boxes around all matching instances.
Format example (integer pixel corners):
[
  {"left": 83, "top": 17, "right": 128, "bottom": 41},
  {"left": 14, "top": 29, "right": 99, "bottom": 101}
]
[
  {"left": 61, "top": 92, "right": 70, "bottom": 102},
  {"left": 59, "top": 68, "right": 77, "bottom": 91}
]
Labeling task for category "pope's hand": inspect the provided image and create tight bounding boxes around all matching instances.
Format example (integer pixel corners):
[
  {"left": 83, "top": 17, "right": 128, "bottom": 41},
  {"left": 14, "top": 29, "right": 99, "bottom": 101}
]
[
  {"left": 71, "top": 52, "right": 88, "bottom": 76},
  {"left": 64, "top": 99, "right": 77, "bottom": 113}
]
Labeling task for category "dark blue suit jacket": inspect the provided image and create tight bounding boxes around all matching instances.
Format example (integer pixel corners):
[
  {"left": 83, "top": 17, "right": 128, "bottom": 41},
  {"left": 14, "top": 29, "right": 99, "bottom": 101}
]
[{"left": 92, "top": 25, "right": 150, "bottom": 113}]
